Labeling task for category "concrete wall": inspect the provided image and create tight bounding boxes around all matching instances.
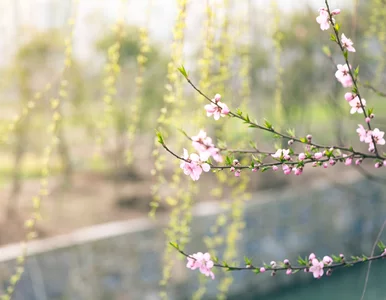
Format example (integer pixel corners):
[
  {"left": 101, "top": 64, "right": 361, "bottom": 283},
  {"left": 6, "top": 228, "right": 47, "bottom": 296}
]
[{"left": 0, "top": 173, "right": 385, "bottom": 299}]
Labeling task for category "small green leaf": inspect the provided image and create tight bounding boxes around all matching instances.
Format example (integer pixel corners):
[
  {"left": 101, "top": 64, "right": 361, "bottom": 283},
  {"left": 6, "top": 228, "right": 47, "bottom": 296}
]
[
  {"left": 261, "top": 166, "right": 269, "bottom": 172},
  {"left": 156, "top": 130, "right": 164, "bottom": 145},
  {"left": 322, "top": 45, "right": 331, "bottom": 57},
  {"left": 253, "top": 268, "right": 260, "bottom": 274},
  {"left": 377, "top": 241, "right": 385, "bottom": 251},
  {"left": 264, "top": 119, "right": 273, "bottom": 130},
  {"left": 334, "top": 23, "right": 340, "bottom": 31},
  {"left": 177, "top": 65, "right": 188, "bottom": 79},
  {"left": 300, "top": 137, "right": 307, "bottom": 143},
  {"left": 343, "top": 50, "right": 348, "bottom": 60},
  {"left": 354, "top": 65, "right": 359, "bottom": 77},
  {"left": 244, "top": 256, "right": 253, "bottom": 265},
  {"left": 330, "top": 34, "right": 337, "bottom": 42},
  {"left": 169, "top": 242, "right": 179, "bottom": 250}
]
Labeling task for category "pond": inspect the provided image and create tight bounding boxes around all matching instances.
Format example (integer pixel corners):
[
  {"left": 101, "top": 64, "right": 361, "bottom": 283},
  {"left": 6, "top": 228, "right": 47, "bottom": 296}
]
[{"left": 230, "top": 260, "right": 386, "bottom": 300}]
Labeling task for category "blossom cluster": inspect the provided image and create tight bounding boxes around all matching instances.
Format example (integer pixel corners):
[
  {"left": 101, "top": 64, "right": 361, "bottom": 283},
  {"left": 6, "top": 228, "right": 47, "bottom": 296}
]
[
  {"left": 186, "top": 252, "right": 215, "bottom": 279},
  {"left": 204, "top": 94, "right": 229, "bottom": 120}
]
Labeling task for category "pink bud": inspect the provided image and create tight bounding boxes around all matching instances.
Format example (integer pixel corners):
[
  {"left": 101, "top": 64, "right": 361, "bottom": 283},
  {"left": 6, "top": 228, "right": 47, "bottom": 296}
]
[
  {"left": 252, "top": 168, "right": 257, "bottom": 172},
  {"left": 286, "top": 269, "right": 292, "bottom": 275},
  {"left": 365, "top": 117, "right": 370, "bottom": 123},
  {"left": 312, "top": 162, "right": 318, "bottom": 167},
  {"left": 331, "top": 9, "right": 341, "bottom": 15},
  {"left": 339, "top": 254, "right": 345, "bottom": 259},
  {"left": 260, "top": 267, "right": 266, "bottom": 273},
  {"left": 230, "top": 167, "right": 235, "bottom": 172},
  {"left": 233, "top": 159, "right": 240, "bottom": 165},
  {"left": 355, "top": 159, "right": 362, "bottom": 165},
  {"left": 214, "top": 94, "right": 221, "bottom": 102},
  {"left": 323, "top": 162, "right": 328, "bottom": 168},
  {"left": 344, "top": 92, "right": 355, "bottom": 102},
  {"left": 375, "top": 162, "right": 382, "bottom": 168},
  {"left": 329, "top": 159, "right": 336, "bottom": 166},
  {"left": 298, "top": 153, "right": 306, "bottom": 161},
  {"left": 272, "top": 165, "right": 278, "bottom": 171},
  {"left": 309, "top": 253, "right": 316, "bottom": 260},
  {"left": 288, "top": 139, "right": 294, "bottom": 145},
  {"left": 370, "top": 113, "right": 375, "bottom": 119},
  {"left": 270, "top": 261, "right": 276, "bottom": 267},
  {"left": 323, "top": 256, "right": 333, "bottom": 266},
  {"left": 326, "top": 269, "right": 332, "bottom": 276},
  {"left": 235, "top": 169, "right": 241, "bottom": 177},
  {"left": 306, "top": 134, "right": 312, "bottom": 141},
  {"left": 284, "top": 259, "right": 290, "bottom": 265},
  {"left": 314, "top": 152, "right": 323, "bottom": 160},
  {"left": 345, "top": 157, "right": 352, "bottom": 165}
]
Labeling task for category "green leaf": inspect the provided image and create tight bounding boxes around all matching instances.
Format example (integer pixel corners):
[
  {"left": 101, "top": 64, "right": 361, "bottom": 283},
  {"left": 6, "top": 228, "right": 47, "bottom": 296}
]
[
  {"left": 264, "top": 119, "right": 273, "bottom": 130},
  {"left": 330, "top": 34, "right": 337, "bottom": 42},
  {"left": 261, "top": 166, "right": 269, "bottom": 172},
  {"left": 225, "top": 156, "right": 232, "bottom": 166},
  {"left": 322, "top": 45, "right": 331, "bottom": 57},
  {"left": 244, "top": 256, "right": 252, "bottom": 265},
  {"left": 334, "top": 23, "right": 340, "bottom": 31},
  {"left": 253, "top": 268, "right": 260, "bottom": 274},
  {"left": 300, "top": 137, "right": 307, "bottom": 143},
  {"left": 156, "top": 130, "right": 164, "bottom": 145},
  {"left": 177, "top": 65, "right": 188, "bottom": 79},
  {"left": 377, "top": 241, "right": 385, "bottom": 251},
  {"left": 354, "top": 65, "right": 359, "bottom": 77},
  {"left": 286, "top": 128, "right": 296, "bottom": 137},
  {"left": 343, "top": 50, "right": 348, "bottom": 60},
  {"left": 169, "top": 242, "right": 179, "bottom": 250},
  {"left": 368, "top": 107, "right": 374, "bottom": 116}
]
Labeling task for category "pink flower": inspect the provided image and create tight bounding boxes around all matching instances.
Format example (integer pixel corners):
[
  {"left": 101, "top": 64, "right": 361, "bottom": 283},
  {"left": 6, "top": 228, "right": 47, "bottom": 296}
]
[
  {"left": 191, "top": 130, "right": 223, "bottom": 163},
  {"left": 180, "top": 149, "right": 210, "bottom": 181},
  {"left": 234, "top": 169, "right": 241, "bottom": 177},
  {"left": 309, "top": 258, "right": 324, "bottom": 279},
  {"left": 282, "top": 164, "right": 292, "bottom": 175},
  {"left": 293, "top": 167, "right": 303, "bottom": 176},
  {"left": 345, "top": 157, "right": 352, "bottom": 165},
  {"left": 204, "top": 96, "right": 230, "bottom": 120},
  {"left": 186, "top": 252, "right": 215, "bottom": 279},
  {"left": 365, "top": 128, "right": 386, "bottom": 146},
  {"left": 356, "top": 159, "right": 362, "bottom": 165},
  {"left": 344, "top": 92, "right": 355, "bottom": 102},
  {"left": 341, "top": 33, "right": 356, "bottom": 52},
  {"left": 335, "top": 64, "right": 353, "bottom": 87},
  {"left": 329, "top": 159, "right": 336, "bottom": 166},
  {"left": 309, "top": 253, "right": 316, "bottom": 261},
  {"left": 314, "top": 152, "right": 323, "bottom": 160},
  {"left": 272, "top": 165, "right": 278, "bottom": 171},
  {"left": 260, "top": 267, "right": 266, "bottom": 273},
  {"left": 298, "top": 153, "right": 306, "bottom": 161},
  {"left": 323, "top": 256, "right": 333, "bottom": 266},
  {"left": 316, "top": 8, "right": 330, "bottom": 30},
  {"left": 286, "top": 269, "right": 292, "bottom": 275},
  {"left": 323, "top": 162, "right": 328, "bottom": 168},
  {"left": 375, "top": 162, "right": 382, "bottom": 168},
  {"left": 271, "top": 149, "right": 290, "bottom": 160},
  {"left": 349, "top": 97, "right": 366, "bottom": 114},
  {"left": 331, "top": 9, "right": 341, "bottom": 15},
  {"left": 357, "top": 124, "right": 367, "bottom": 142}
]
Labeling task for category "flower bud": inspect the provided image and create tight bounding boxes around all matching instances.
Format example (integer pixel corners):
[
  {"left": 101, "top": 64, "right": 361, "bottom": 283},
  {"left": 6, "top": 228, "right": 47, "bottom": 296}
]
[
  {"left": 283, "top": 259, "right": 290, "bottom": 265},
  {"left": 286, "top": 269, "right": 292, "bottom": 275},
  {"left": 270, "top": 261, "right": 276, "bottom": 268},
  {"left": 365, "top": 117, "right": 370, "bottom": 123},
  {"left": 306, "top": 134, "right": 312, "bottom": 141},
  {"left": 260, "top": 267, "right": 266, "bottom": 273},
  {"left": 288, "top": 139, "right": 294, "bottom": 146},
  {"left": 326, "top": 268, "right": 333, "bottom": 276}
]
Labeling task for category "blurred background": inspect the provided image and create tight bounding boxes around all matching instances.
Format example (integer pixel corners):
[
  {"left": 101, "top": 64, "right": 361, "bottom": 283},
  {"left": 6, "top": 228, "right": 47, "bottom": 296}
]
[{"left": 0, "top": 0, "right": 385, "bottom": 299}]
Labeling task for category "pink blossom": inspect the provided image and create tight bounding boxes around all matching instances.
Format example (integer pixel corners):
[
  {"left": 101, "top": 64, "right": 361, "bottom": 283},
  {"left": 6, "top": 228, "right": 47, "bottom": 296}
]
[
  {"left": 365, "top": 128, "right": 386, "bottom": 146},
  {"left": 293, "top": 167, "right": 303, "bottom": 176},
  {"left": 365, "top": 117, "right": 370, "bottom": 123},
  {"left": 344, "top": 92, "right": 355, "bottom": 102},
  {"left": 204, "top": 96, "right": 230, "bottom": 120},
  {"left": 186, "top": 252, "right": 215, "bottom": 279},
  {"left": 323, "top": 256, "right": 333, "bottom": 266},
  {"left": 341, "top": 33, "right": 356, "bottom": 52},
  {"left": 323, "top": 162, "right": 328, "bottom": 168},
  {"left": 357, "top": 124, "right": 367, "bottom": 142},
  {"left": 286, "top": 269, "right": 292, "bottom": 275},
  {"left": 272, "top": 149, "right": 290, "bottom": 160},
  {"left": 260, "top": 267, "right": 266, "bottom": 273},
  {"left": 298, "top": 153, "right": 306, "bottom": 161},
  {"left": 234, "top": 169, "right": 241, "bottom": 177},
  {"left": 375, "top": 162, "right": 382, "bottom": 168},
  {"left": 356, "top": 159, "right": 362, "bottom": 165},
  {"left": 349, "top": 97, "right": 366, "bottom": 114},
  {"left": 329, "top": 159, "right": 336, "bottom": 166},
  {"left": 314, "top": 152, "right": 323, "bottom": 160},
  {"left": 331, "top": 9, "right": 341, "bottom": 15},
  {"left": 180, "top": 149, "right": 210, "bottom": 181},
  {"left": 272, "top": 165, "right": 278, "bottom": 171},
  {"left": 309, "top": 258, "right": 324, "bottom": 279},
  {"left": 309, "top": 253, "right": 316, "bottom": 261},
  {"left": 345, "top": 157, "right": 352, "bottom": 165},
  {"left": 316, "top": 8, "right": 330, "bottom": 30},
  {"left": 191, "top": 130, "right": 223, "bottom": 163},
  {"left": 282, "top": 164, "right": 292, "bottom": 175},
  {"left": 335, "top": 64, "right": 353, "bottom": 87}
]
